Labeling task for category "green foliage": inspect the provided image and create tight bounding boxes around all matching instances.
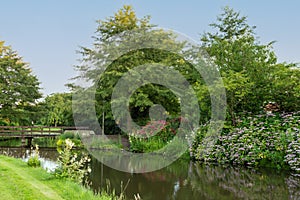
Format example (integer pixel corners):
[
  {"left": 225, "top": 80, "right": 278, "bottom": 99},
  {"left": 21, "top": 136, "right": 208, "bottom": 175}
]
[
  {"left": 27, "top": 145, "right": 41, "bottom": 167},
  {"left": 268, "top": 63, "right": 300, "bottom": 111},
  {"left": 0, "top": 40, "right": 42, "bottom": 125},
  {"left": 83, "top": 135, "right": 124, "bottom": 150},
  {"left": 72, "top": 5, "right": 205, "bottom": 134},
  {"left": 0, "top": 138, "right": 21, "bottom": 147},
  {"left": 32, "top": 137, "right": 57, "bottom": 148},
  {"left": 284, "top": 113, "right": 300, "bottom": 173},
  {"left": 193, "top": 111, "right": 300, "bottom": 170},
  {"left": 129, "top": 118, "right": 181, "bottom": 152},
  {"left": 0, "top": 155, "right": 120, "bottom": 200},
  {"left": 129, "top": 136, "right": 166, "bottom": 153},
  {"left": 201, "top": 7, "right": 300, "bottom": 124},
  {"left": 195, "top": 6, "right": 300, "bottom": 171},
  {"left": 96, "top": 5, "right": 152, "bottom": 41},
  {"left": 54, "top": 139, "right": 91, "bottom": 183},
  {"left": 56, "top": 138, "right": 82, "bottom": 148},
  {"left": 39, "top": 93, "right": 74, "bottom": 126},
  {"left": 59, "top": 131, "right": 80, "bottom": 140},
  {"left": 56, "top": 131, "right": 82, "bottom": 147}
]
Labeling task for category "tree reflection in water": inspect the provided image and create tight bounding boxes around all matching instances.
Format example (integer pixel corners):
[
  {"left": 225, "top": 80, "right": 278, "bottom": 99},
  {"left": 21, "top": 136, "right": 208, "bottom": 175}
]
[{"left": 90, "top": 157, "right": 300, "bottom": 200}]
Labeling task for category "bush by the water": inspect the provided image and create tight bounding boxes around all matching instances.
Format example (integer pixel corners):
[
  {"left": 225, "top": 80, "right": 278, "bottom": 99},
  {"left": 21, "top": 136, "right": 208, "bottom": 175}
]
[
  {"left": 285, "top": 126, "right": 300, "bottom": 173},
  {"left": 129, "top": 118, "right": 181, "bottom": 153},
  {"left": 54, "top": 139, "right": 91, "bottom": 183},
  {"left": 193, "top": 111, "right": 300, "bottom": 171},
  {"left": 27, "top": 145, "right": 41, "bottom": 167},
  {"left": 57, "top": 131, "right": 82, "bottom": 147}
]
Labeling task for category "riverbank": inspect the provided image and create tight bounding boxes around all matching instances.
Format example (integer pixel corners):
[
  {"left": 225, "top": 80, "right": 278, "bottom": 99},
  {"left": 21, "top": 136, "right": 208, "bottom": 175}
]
[
  {"left": 0, "top": 155, "right": 113, "bottom": 200},
  {"left": 192, "top": 111, "right": 300, "bottom": 171},
  {"left": 126, "top": 111, "right": 300, "bottom": 172}
]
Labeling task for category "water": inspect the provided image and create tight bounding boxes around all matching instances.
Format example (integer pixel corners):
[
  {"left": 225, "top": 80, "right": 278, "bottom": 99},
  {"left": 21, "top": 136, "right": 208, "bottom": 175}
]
[
  {"left": 1, "top": 147, "right": 300, "bottom": 200},
  {"left": 90, "top": 158, "right": 300, "bottom": 200},
  {"left": 0, "top": 147, "right": 59, "bottom": 172}
]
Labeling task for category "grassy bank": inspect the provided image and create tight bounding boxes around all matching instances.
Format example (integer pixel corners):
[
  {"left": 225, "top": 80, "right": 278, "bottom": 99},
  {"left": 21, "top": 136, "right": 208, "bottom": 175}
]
[{"left": 0, "top": 155, "right": 113, "bottom": 200}]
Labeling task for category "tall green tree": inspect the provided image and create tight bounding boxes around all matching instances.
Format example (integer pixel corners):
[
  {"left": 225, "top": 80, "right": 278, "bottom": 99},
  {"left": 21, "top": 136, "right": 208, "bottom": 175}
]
[
  {"left": 269, "top": 63, "right": 300, "bottom": 111},
  {"left": 0, "top": 40, "right": 42, "bottom": 125},
  {"left": 201, "top": 7, "right": 299, "bottom": 124},
  {"left": 73, "top": 5, "right": 203, "bottom": 133},
  {"left": 39, "top": 93, "right": 74, "bottom": 126}
]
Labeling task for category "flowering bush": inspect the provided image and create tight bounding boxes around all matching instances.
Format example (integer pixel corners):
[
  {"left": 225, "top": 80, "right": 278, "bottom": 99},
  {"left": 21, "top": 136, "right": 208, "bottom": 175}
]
[
  {"left": 193, "top": 111, "right": 300, "bottom": 171},
  {"left": 285, "top": 130, "right": 300, "bottom": 173},
  {"left": 54, "top": 139, "right": 91, "bottom": 183},
  {"left": 129, "top": 117, "right": 182, "bottom": 152}
]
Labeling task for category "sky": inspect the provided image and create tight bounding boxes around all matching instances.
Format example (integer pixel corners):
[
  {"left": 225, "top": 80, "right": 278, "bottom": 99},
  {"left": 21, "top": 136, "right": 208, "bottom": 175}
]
[{"left": 1, "top": 0, "right": 300, "bottom": 96}]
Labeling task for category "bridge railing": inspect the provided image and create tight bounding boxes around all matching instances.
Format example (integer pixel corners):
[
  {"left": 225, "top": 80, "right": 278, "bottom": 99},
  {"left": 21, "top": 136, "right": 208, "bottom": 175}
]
[{"left": 0, "top": 126, "right": 89, "bottom": 137}]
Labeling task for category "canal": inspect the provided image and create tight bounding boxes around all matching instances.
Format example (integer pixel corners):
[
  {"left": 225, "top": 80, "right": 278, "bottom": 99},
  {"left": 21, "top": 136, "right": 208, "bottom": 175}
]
[{"left": 0, "top": 147, "right": 299, "bottom": 200}]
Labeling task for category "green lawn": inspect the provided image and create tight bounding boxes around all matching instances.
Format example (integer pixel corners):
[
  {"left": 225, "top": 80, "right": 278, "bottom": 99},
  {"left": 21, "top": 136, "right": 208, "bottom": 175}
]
[{"left": 0, "top": 155, "right": 113, "bottom": 200}]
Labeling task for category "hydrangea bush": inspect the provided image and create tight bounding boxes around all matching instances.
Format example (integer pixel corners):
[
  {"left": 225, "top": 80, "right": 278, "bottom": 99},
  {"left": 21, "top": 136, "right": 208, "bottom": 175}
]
[
  {"left": 285, "top": 130, "right": 300, "bottom": 173},
  {"left": 193, "top": 111, "right": 300, "bottom": 171}
]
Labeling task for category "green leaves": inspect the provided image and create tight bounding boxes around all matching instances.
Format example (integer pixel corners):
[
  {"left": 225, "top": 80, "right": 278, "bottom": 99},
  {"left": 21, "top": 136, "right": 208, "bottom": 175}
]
[
  {"left": 39, "top": 93, "right": 74, "bottom": 126},
  {"left": 54, "top": 139, "right": 91, "bottom": 184},
  {"left": 0, "top": 41, "right": 42, "bottom": 125},
  {"left": 73, "top": 5, "right": 205, "bottom": 134},
  {"left": 201, "top": 7, "right": 299, "bottom": 124},
  {"left": 96, "top": 5, "right": 151, "bottom": 41},
  {"left": 193, "top": 111, "right": 300, "bottom": 170}
]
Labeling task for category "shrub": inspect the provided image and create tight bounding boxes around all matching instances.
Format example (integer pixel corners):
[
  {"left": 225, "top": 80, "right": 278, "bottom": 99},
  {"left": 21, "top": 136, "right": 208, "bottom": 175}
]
[
  {"left": 27, "top": 145, "right": 41, "bottom": 167},
  {"left": 193, "top": 111, "right": 300, "bottom": 171},
  {"left": 129, "top": 118, "right": 182, "bottom": 153},
  {"left": 54, "top": 139, "right": 91, "bottom": 183},
  {"left": 59, "top": 131, "right": 80, "bottom": 140},
  {"left": 284, "top": 125, "right": 300, "bottom": 173},
  {"left": 57, "top": 131, "right": 82, "bottom": 147}
]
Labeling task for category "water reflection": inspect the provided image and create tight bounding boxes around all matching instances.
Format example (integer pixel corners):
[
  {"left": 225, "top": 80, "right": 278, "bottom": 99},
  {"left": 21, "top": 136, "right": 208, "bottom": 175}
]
[
  {"left": 90, "top": 158, "right": 300, "bottom": 200},
  {"left": 1, "top": 147, "right": 299, "bottom": 200},
  {"left": 0, "top": 147, "right": 58, "bottom": 171}
]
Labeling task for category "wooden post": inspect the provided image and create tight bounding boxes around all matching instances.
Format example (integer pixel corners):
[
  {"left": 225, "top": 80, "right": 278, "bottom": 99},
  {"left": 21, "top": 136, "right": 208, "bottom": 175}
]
[
  {"left": 102, "top": 111, "right": 105, "bottom": 135},
  {"left": 21, "top": 136, "right": 26, "bottom": 147},
  {"left": 27, "top": 137, "right": 32, "bottom": 147}
]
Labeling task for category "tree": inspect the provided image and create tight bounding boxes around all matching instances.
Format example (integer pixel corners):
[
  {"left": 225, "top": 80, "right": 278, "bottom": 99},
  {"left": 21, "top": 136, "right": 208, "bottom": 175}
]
[
  {"left": 201, "top": 7, "right": 299, "bottom": 124},
  {"left": 0, "top": 40, "right": 42, "bottom": 125},
  {"left": 73, "top": 5, "right": 204, "bottom": 134},
  {"left": 39, "top": 93, "right": 74, "bottom": 126},
  {"left": 269, "top": 63, "right": 300, "bottom": 111}
]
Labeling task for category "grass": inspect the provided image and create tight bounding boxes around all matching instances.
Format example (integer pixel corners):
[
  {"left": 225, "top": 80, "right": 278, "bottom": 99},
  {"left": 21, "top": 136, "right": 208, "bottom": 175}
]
[
  {"left": 0, "top": 155, "right": 113, "bottom": 200},
  {"left": 0, "top": 138, "right": 21, "bottom": 146},
  {"left": 82, "top": 135, "right": 124, "bottom": 150}
]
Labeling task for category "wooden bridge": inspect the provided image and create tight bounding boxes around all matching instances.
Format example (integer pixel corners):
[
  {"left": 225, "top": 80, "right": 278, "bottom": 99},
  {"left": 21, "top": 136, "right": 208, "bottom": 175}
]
[{"left": 0, "top": 126, "right": 89, "bottom": 147}]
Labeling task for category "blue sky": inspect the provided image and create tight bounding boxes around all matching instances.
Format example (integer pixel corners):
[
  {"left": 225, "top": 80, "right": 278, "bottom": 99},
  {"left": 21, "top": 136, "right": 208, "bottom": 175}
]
[{"left": 1, "top": 1, "right": 300, "bottom": 95}]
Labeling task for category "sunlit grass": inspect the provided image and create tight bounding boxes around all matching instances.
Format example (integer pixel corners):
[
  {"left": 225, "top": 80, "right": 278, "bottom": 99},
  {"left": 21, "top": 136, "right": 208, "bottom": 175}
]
[{"left": 0, "top": 155, "right": 113, "bottom": 200}]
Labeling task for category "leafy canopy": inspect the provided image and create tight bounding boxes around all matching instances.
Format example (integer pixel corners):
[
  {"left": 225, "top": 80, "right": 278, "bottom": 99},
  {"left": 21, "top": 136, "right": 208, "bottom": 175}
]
[
  {"left": 0, "top": 41, "right": 42, "bottom": 125},
  {"left": 201, "top": 7, "right": 300, "bottom": 125},
  {"left": 73, "top": 5, "right": 204, "bottom": 134}
]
